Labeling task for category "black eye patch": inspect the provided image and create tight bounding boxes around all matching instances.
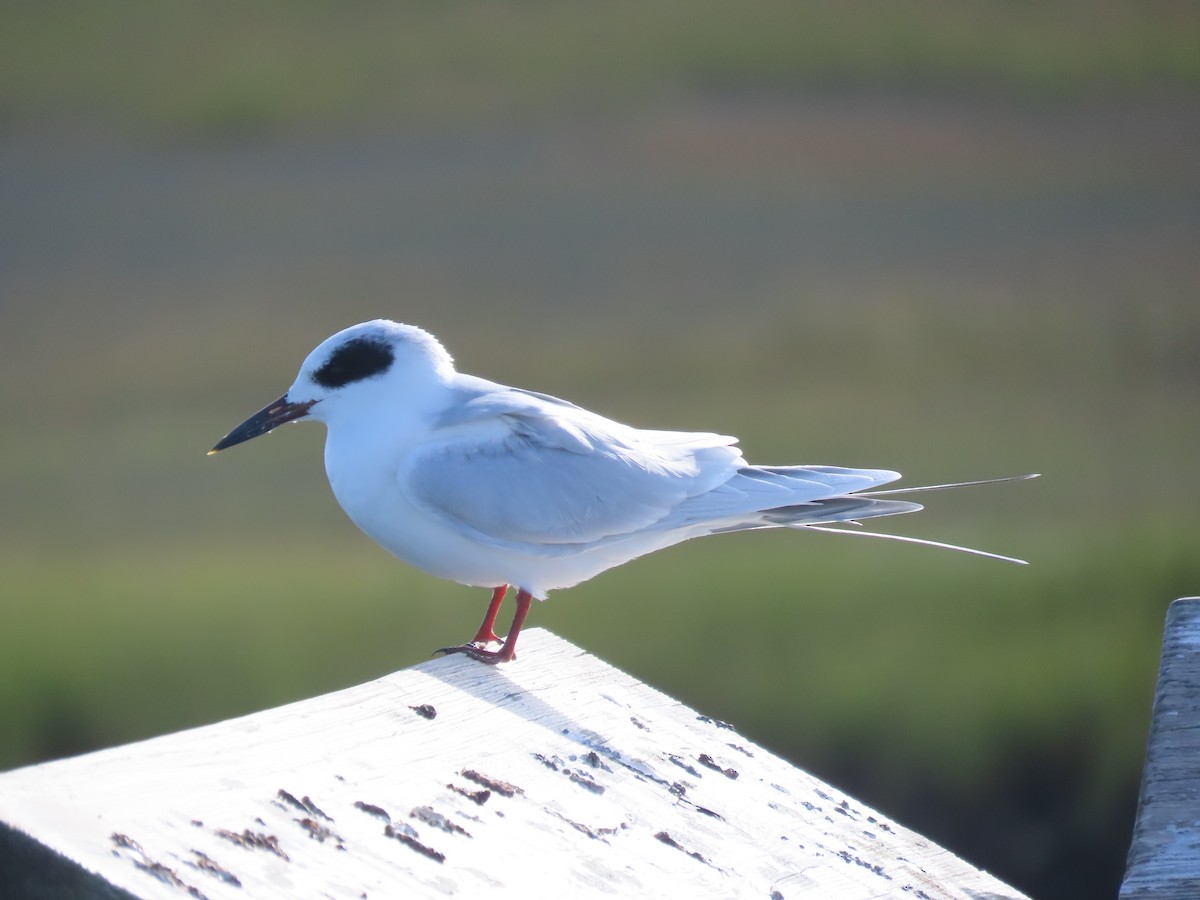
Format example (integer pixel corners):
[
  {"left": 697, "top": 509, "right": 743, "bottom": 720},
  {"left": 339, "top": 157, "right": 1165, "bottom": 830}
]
[{"left": 313, "top": 337, "right": 395, "bottom": 389}]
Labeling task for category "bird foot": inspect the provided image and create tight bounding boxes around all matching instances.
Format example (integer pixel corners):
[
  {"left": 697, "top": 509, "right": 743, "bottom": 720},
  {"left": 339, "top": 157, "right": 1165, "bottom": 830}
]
[
  {"left": 437, "top": 642, "right": 516, "bottom": 665},
  {"left": 437, "top": 587, "right": 531, "bottom": 665}
]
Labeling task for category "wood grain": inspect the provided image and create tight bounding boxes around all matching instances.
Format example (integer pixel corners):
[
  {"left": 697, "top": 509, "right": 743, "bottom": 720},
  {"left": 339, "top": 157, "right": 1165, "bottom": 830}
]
[
  {"left": 0, "top": 628, "right": 1027, "bottom": 899},
  {"left": 1121, "top": 598, "right": 1200, "bottom": 900}
]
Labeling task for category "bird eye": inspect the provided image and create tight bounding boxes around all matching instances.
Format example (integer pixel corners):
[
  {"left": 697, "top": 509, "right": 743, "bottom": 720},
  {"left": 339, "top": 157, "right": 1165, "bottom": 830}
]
[{"left": 313, "top": 338, "right": 395, "bottom": 389}]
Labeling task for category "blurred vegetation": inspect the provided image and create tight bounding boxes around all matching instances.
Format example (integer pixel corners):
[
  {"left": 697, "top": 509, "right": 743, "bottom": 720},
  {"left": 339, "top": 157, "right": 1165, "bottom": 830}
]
[
  {"left": 2, "top": 4, "right": 1198, "bottom": 899},
  {"left": 1, "top": 1, "right": 1198, "bottom": 134}
]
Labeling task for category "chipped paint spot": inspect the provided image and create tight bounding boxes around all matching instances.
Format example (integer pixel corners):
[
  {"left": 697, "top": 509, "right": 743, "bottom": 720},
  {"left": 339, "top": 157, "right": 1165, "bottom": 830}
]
[
  {"left": 576, "top": 750, "right": 614, "bottom": 772},
  {"left": 568, "top": 769, "right": 606, "bottom": 795},
  {"left": 110, "top": 833, "right": 209, "bottom": 898},
  {"left": 668, "top": 754, "right": 702, "bottom": 778},
  {"left": 551, "top": 810, "right": 626, "bottom": 841},
  {"left": 297, "top": 817, "right": 346, "bottom": 849},
  {"left": 653, "top": 830, "right": 716, "bottom": 868},
  {"left": 535, "top": 751, "right": 607, "bottom": 793},
  {"left": 532, "top": 752, "right": 563, "bottom": 771},
  {"left": 388, "top": 820, "right": 418, "bottom": 839},
  {"left": 111, "top": 833, "right": 140, "bottom": 851},
  {"left": 460, "top": 768, "right": 523, "bottom": 797},
  {"left": 834, "top": 848, "right": 891, "bottom": 879},
  {"left": 136, "top": 859, "right": 207, "bottom": 898},
  {"left": 216, "top": 828, "right": 290, "bottom": 861},
  {"left": 354, "top": 801, "right": 391, "bottom": 821},
  {"left": 697, "top": 754, "right": 738, "bottom": 779},
  {"left": 187, "top": 850, "right": 242, "bottom": 887},
  {"left": 276, "top": 790, "right": 333, "bottom": 821},
  {"left": 384, "top": 824, "right": 445, "bottom": 863},
  {"left": 411, "top": 806, "right": 471, "bottom": 837},
  {"left": 447, "top": 783, "right": 491, "bottom": 805},
  {"left": 593, "top": 748, "right": 668, "bottom": 788}
]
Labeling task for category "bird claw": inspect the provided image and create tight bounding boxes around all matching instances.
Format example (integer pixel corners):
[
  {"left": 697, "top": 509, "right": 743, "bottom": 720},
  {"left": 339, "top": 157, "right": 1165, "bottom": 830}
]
[
  {"left": 435, "top": 588, "right": 531, "bottom": 665},
  {"left": 436, "top": 643, "right": 516, "bottom": 664}
]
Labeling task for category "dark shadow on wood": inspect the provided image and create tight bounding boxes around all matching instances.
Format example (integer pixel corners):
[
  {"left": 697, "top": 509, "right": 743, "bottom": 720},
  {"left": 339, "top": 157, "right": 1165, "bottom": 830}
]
[{"left": 1, "top": 822, "right": 139, "bottom": 900}]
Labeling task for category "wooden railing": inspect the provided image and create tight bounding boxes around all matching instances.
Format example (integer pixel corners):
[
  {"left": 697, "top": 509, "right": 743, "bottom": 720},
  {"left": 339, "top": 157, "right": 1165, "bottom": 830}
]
[{"left": 2, "top": 626, "right": 1045, "bottom": 898}]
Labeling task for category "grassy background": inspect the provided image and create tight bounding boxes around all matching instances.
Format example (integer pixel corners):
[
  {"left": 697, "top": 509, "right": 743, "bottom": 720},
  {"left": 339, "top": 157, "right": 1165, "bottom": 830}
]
[{"left": 3, "top": 4, "right": 1199, "bottom": 898}]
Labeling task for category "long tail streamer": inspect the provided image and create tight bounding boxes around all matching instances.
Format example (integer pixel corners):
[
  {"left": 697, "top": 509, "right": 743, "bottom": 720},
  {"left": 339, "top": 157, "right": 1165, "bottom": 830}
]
[{"left": 807, "top": 472, "right": 1040, "bottom": 564}]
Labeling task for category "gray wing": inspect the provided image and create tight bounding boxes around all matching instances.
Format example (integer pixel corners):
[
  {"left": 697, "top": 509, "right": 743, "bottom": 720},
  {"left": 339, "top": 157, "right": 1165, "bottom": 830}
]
[
  {"left": 406, "top": 385, "right": 904, "bottom": 551},
  {"left": 408, "top": 386, "right": 744, "bottom": 548}
]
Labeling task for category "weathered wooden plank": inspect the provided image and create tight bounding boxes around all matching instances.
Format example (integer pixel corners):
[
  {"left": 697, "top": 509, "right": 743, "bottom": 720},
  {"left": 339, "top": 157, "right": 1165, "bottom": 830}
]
[
  {"left": 1121, "top": 597, "right": 1200, "bottom": 900},
  {"left": 0, "top": 628, "right": 1026, "bottom": 899}
]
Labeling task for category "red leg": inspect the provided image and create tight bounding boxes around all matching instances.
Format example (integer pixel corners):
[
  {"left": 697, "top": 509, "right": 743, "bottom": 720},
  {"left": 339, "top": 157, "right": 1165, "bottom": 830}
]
[
  {"left": 469, "top": 585, "right": 508, "bottom": 646},
  {"left": 439, "top": 588, "right": 534, "bottom": 665}
]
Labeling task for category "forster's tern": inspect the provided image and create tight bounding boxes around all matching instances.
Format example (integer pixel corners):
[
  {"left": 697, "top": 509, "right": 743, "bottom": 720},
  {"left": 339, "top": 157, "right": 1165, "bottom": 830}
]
[{"left": 211, "top": 320, "right": 1035, "bottom": 663}]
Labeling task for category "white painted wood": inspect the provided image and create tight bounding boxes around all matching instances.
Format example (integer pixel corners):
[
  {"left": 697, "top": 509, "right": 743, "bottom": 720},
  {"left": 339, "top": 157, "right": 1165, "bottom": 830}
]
[
  {"left": 0, "top": 628, "right": 1026, "bottom": 899},
  {"left": 1121, "top": 597, "right": 1200, "bottom": 900}
]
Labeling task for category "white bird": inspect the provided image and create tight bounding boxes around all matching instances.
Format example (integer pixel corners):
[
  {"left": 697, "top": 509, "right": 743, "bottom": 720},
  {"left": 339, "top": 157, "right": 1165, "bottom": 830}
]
[{"left": 210, "top": 320, "right": 1035, "bottom": 664}]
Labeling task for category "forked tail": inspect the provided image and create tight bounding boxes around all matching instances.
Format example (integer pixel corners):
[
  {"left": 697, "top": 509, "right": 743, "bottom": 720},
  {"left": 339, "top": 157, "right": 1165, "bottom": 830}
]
[{"left": 802, "top": 473, "right": 1039, "bottom": 565}]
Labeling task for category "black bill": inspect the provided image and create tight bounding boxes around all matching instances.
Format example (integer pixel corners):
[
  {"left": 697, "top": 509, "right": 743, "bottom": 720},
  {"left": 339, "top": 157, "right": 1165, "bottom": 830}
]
[{"left": 209, "top": 394, "right": 316, "bottom": 454}]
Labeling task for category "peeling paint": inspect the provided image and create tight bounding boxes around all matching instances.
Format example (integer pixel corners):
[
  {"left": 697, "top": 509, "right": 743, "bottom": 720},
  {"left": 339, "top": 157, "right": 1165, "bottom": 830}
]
[
  {"left": 447, "top": 783, "right": 491, "bottom": 805},
  {"left": 110, "top": 833, "right": 209, "bottom": 899},
  {"left": 384, "top": 824, "right": 445, "bottom": 863},
  {"left": 577, "top": 750, "right": 614, "bottom": 773},
  {"left": 354, "top": 801, "right": 391, "bottom": 822},
  {"left": 411, "top": 806, "right": 471, "bottom": 837},
  {"left": 550, "top": 811, "right": 626, "bottom": 841},
  {"left": 296, "top": 816, "right": 346, "bottom": 849},
  {"left": 567, "top": 769, "right": 606, "bottom": 795},
  {"left": 653, "top": 830, "right": 716, "bottom": 869},
  {"left": 697, "top": 754, "right": 738, "bottom": 779},
  {"left": 276, "top": 789, "right": 332, "bottom": 821},
  {"left": 668, "top": 754, "right": 702, "bottom": 778},
  {"left": 187, "top": 850, "right": 242, "bottom": 887},
  {"left": 460, "top": 768, "right": 523, "bottom": 798},
  {"left": 216, "top": 828, "right": 290, "bottom": 861}
]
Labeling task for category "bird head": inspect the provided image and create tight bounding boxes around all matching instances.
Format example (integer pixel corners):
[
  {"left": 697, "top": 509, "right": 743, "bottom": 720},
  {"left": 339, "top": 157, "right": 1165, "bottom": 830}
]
[{"left": 209, "top": 319, "right": 455, "bottom": 454}]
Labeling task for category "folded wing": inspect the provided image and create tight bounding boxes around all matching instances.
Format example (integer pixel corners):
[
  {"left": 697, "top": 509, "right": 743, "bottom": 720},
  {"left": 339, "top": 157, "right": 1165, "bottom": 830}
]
[{"left": 406, "top": 386, "right": 910, "bottom": 552}]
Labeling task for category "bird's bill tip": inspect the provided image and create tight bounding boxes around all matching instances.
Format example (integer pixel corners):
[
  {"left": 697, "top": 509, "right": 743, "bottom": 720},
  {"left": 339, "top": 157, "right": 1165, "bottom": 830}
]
[{"left": 209, "top": 394, "right": 315, "bottom": 454}]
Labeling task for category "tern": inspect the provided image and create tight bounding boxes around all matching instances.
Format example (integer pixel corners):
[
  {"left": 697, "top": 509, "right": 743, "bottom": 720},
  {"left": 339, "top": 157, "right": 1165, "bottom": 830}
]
[{"left": 210, "top": 320, "right": 1034, "bottom": 664}]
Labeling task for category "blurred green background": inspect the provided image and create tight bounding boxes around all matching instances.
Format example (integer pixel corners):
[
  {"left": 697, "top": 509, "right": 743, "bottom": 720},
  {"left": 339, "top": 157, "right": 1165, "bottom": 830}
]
[{"left": 2, "top": 3, "right": 1198, "bottom": 897}]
